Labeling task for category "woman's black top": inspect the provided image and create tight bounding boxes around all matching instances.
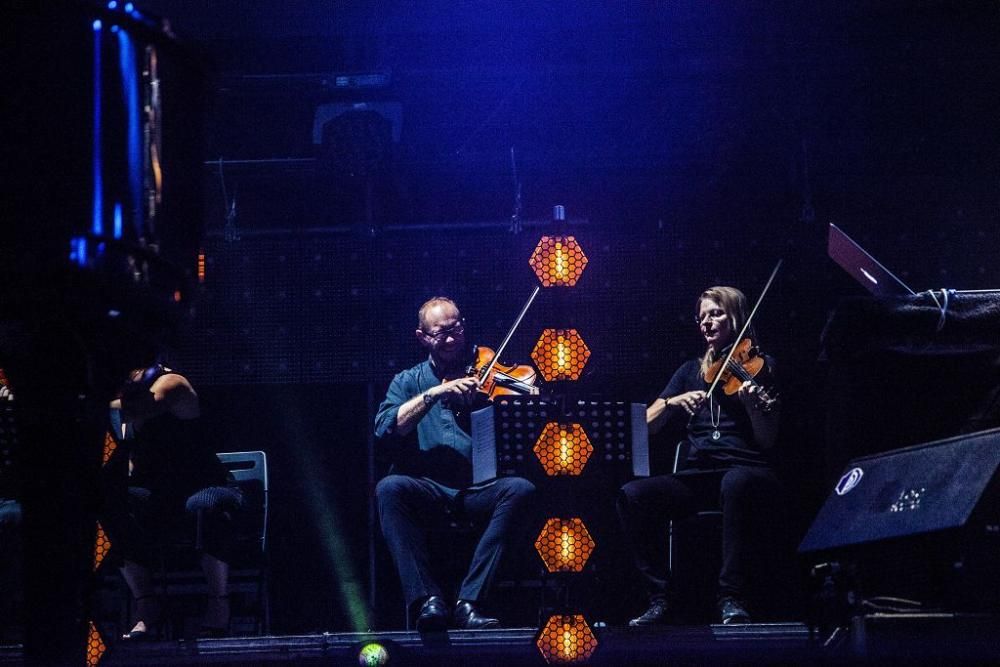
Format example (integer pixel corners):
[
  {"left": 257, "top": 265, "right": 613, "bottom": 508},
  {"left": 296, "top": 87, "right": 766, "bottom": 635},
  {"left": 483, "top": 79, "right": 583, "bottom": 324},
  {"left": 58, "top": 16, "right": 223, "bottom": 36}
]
[{"left": 658, "top": 356, "right": 776, "bottom": 470}]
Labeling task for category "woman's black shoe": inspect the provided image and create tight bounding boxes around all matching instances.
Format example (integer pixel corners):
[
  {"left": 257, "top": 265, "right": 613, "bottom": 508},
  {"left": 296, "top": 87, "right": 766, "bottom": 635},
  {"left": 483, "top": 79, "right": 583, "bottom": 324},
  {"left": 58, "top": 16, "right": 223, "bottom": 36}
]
[
  {"left": 628, "top": 599, "right": 671, "bottom": 627},
  {"left": 121, "top": 626, "right": 153, "bottom": 641},
  {"left": 122, "top": 595, "right": 160, "bottom": 641},
  {"left": 718, "top": 597, "right": 751, "bottom": 625}
]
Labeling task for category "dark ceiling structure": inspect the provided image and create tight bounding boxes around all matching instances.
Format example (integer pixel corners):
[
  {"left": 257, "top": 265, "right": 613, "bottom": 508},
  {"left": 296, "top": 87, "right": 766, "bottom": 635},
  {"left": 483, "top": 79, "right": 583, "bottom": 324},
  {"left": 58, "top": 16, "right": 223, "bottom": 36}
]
[{"left": 141, "top": 2, "right": 998, "bottom": 280}]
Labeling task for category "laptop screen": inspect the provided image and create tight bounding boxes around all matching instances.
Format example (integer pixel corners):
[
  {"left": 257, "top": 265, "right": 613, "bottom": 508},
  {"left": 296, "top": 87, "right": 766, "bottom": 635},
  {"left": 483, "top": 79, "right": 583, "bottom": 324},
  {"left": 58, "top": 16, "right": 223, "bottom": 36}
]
[{"left": 828, "top": 223, "right": 914, "bottom": 296}]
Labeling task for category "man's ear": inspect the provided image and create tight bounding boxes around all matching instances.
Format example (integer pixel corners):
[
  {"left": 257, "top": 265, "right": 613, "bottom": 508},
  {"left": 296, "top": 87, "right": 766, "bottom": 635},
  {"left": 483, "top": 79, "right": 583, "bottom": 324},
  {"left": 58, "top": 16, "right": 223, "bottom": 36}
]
[{"left": 415, "top": 329, "right": 429, "bottom": 349}]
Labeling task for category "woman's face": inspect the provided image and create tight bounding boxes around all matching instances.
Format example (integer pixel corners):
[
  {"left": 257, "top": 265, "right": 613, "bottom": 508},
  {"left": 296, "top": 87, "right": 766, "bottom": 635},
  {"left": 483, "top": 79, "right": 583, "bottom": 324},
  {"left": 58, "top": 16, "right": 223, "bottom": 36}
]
[{"left": 697, "top": 297, "right": 735, "bottom": 351}]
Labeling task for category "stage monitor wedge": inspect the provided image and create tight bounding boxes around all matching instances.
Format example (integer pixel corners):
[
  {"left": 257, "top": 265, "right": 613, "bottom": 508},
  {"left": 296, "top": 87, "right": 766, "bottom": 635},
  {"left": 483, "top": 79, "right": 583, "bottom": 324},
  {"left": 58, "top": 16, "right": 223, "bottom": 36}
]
[{"left": 799, "top": 427, "right": 1000, "bottom": 554}]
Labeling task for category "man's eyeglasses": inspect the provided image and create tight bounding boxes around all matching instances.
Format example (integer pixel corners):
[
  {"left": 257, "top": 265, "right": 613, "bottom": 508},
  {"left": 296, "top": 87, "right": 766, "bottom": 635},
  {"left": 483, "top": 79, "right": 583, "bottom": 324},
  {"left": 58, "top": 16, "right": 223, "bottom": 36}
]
[{"left": 423, "top": 321, "right": 465, "bottom": 341}]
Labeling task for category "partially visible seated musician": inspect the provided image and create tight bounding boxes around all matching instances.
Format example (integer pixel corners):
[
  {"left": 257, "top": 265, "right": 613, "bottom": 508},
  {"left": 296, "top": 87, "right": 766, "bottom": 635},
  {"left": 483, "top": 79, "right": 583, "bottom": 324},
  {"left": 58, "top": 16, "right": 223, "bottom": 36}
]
[
  {"left": 617, "top": 286, "right": 785, "bottom": 626},
  {"left": 374, "top": 297, "right": 537, "bottom": 632},
  {"left": 103, "top": 364, "right": 243, "bottom": 640},
  {"left": 0, "top": 373, "right": 22, "bottom": 640}
]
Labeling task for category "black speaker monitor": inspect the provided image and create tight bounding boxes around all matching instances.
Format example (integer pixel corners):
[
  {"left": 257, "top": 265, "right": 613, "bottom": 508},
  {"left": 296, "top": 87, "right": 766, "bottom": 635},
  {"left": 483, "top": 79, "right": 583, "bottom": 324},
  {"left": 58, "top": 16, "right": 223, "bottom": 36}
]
[{"left": 800, "top": 427, "right": 1000, "bottom": 554}]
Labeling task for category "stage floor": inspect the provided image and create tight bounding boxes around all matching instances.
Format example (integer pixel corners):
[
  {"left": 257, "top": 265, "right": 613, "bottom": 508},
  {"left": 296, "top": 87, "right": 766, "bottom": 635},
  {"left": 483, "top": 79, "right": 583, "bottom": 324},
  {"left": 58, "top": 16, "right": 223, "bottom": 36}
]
[
  {"left": 4, "top": 616, "right": 1000, "bottom": 665},
  {"left": 3, "top": 623, "right": 814, "bottom": 666}
]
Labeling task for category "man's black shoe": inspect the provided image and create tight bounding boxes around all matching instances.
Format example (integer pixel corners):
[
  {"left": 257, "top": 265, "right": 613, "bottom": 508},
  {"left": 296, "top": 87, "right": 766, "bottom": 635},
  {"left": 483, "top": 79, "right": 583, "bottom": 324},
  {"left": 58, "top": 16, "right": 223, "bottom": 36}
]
[
  {"left": 453, "top": 600, "right": 500, "bottom": 630},
  {"left": 628, "top": 599, "right": 671, "bottom": 627},
  {"left": 415, "top": 596, "right": 449, "bottom": 633},
  {"left": 718, "top": 597, "right": 751, "bottom": 625}
]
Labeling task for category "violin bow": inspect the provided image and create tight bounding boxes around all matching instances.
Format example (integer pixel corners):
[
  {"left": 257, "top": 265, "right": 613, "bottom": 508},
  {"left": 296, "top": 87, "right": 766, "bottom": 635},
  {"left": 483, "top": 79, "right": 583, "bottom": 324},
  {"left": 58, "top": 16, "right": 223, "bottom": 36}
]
[
  {"left": 703, "top": 259, "right": 783, "bottom": 400},
  {"left": 478, "top": 285, "right": 541, "bottom": 383}
]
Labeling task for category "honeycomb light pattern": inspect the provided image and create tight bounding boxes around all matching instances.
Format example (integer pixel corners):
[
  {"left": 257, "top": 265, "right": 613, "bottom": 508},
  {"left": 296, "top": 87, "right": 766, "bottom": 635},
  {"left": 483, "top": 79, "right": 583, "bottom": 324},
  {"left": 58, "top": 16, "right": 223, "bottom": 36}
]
[
  {"left": 102, "top": 431, "right": 117, "bottom": 465},
  {"left": 536, "top": 614, "right": 598, "bottom": 664},
  {"left": 531, "top": 329, "right": 591, "bottom": 381},
  {"left": 534, "top": 517, "right": 596, "bottom": 573},
  {"left": 529, "top": 236, "right": 589, "bottom": 287},
  {"left": 86, "top": 621, "right": 106, "bottom": 667},
  {"left": 533, "top": 422, "right": 593, "bottom": 476},
  {"left": 93, "top": 522, "right": 111, "bottom": 571}
]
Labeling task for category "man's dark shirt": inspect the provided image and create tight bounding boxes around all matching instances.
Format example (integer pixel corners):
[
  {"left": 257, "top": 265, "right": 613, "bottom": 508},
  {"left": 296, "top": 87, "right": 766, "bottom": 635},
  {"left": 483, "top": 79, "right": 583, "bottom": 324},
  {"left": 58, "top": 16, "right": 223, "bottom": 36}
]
[{"left": 374, "top": 356, "right": 476, "bottom": 488}]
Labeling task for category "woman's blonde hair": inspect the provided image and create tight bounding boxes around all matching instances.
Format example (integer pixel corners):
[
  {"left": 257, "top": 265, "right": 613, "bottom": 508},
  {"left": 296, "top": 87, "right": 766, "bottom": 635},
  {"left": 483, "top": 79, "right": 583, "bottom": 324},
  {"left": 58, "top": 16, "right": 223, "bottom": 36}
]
[{"left": 697, "top": 286, "right": 750, "bottom": 378}]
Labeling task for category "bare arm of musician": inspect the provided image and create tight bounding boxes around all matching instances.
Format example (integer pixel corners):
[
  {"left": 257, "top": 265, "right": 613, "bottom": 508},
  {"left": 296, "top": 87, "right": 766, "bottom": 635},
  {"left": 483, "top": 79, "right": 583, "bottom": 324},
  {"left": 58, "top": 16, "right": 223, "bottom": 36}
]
[
  {"left": 647, "top": 390, "right": 707, "bottom": 435},
  {"left": 110, "top": 372, "right": 200, "bottom": 424},
  {"left": 393, "top": 376, "right": 479, "bottom": 436}
]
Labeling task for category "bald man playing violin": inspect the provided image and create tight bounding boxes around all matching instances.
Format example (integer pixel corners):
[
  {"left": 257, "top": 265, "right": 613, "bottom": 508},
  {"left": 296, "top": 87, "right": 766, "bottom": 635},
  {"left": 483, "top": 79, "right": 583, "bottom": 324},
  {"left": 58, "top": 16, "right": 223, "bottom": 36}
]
[
  {"left": 374, "top": 297, "right": 536, "bottom": 632},
  {"left": 617, "top": 286, "right": 785, "bottom": 627}
]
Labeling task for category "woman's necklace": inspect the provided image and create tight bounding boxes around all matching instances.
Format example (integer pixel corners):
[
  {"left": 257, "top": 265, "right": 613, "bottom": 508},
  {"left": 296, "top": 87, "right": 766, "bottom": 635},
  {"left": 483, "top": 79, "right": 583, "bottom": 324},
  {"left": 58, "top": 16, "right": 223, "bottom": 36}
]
[{"left": 709, "top": 393, "right": 721, "bottom": 441}]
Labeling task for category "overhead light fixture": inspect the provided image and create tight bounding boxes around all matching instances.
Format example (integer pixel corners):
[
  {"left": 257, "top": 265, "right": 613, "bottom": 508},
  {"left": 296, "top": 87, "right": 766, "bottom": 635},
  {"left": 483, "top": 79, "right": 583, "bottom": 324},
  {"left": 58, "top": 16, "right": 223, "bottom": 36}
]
[{"left": 529, "top": 235, "right": 588, "bottom": 287}]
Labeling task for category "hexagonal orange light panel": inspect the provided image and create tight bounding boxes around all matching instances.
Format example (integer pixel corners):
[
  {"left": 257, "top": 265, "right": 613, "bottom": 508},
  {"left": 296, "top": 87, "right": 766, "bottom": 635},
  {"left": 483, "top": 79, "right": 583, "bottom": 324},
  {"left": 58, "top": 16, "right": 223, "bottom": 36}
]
[
  {"left": 86, "top": 621, "right": 106, "bottom": 667},
  {"left": 531, "top": 329, "right": 591, "bottom": 382},
  {"left": 529, "top": 236, "right": 589, "bottom": 287},
  {"left": 536, "top": 614, "right": 598, "bottom": 664},
  {"left": 533, "top": 422, "right": 593, "bottom": 476},
  {"left": 93, "top": 522, "right": 111, "bottom": 571},
  {"left": 102, "top": 431, "right": 117, "bottom": 465},
  {"left": 534, "top": 517, "right": 596, "bottom": 573}
]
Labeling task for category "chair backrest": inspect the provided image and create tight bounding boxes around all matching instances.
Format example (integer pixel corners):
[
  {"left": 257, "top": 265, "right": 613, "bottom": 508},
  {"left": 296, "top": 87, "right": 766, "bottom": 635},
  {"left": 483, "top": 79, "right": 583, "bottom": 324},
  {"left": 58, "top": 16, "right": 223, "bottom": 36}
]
[
  {"left": 673, "top": 440, "right": 691, "bottom": 473},
  {"left": 216, "top": 451, "right": 269, "bottom": 555}
]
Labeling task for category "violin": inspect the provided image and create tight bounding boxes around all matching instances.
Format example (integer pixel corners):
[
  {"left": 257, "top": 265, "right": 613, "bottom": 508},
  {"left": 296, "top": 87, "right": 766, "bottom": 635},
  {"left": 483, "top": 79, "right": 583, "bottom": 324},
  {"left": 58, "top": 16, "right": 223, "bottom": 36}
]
[
  {"left": 704, "top": 337, "right": 778, "bottom": 412},
  {"left": 441, "top": 286, "right": 543, "bottom": 408},
  {"left": 467, "top": 345, "right": 540, "bottom": 399}
]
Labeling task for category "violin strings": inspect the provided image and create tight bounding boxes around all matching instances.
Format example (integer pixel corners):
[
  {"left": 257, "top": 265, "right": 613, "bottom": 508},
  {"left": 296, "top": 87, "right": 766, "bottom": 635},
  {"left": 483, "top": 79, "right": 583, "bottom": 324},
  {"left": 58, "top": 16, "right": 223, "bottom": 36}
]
[
  {"left": 724, "top": 358, "right": 778, "bottom": 406},
  {"left": 725, "top": 359, "right": 754, "bottom": 383}
]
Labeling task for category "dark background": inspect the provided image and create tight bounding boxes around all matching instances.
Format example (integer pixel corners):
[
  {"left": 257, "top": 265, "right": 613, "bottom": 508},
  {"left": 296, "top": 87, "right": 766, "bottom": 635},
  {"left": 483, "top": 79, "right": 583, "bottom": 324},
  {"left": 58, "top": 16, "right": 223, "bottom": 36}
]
[{"left": 43, "top": 0, "right": 1000, "bottom": 632}]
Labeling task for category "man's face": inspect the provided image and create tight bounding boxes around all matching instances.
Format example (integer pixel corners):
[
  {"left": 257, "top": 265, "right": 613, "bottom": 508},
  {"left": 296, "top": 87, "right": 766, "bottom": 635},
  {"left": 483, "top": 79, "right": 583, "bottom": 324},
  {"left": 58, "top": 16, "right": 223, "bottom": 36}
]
[
  {"left": 697, "top": 297, "right": 735, "bottom": 350},
  {"left": 417, "top": 303, "right": 466, "bottom": 365}
]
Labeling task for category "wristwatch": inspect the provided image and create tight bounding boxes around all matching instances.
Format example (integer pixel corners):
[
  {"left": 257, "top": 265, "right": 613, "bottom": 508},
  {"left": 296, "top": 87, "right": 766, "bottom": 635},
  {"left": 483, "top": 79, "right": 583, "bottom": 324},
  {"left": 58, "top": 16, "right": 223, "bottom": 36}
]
[{"left": 422, "top": 392, "right": 437, "bottom": 407}]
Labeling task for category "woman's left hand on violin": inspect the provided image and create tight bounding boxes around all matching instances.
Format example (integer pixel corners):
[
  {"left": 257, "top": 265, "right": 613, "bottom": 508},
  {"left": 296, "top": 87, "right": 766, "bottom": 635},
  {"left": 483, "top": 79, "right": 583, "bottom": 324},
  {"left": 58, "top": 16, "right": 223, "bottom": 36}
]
[{"left": 737, "top": 381, "right": 779, "bottom": 414}]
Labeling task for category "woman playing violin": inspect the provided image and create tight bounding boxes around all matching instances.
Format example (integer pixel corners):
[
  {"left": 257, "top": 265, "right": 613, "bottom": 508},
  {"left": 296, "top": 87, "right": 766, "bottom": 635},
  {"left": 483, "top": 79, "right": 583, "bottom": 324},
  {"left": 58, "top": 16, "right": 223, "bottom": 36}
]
[
  {"left": 374, "top": 297, "right": 537, "bottom": 632},
  {"left": 650, "top": 286, "right": 779, "bottom": 454},
  {"left": 617, "top": 286, "right": 785, "bottom": 627}
]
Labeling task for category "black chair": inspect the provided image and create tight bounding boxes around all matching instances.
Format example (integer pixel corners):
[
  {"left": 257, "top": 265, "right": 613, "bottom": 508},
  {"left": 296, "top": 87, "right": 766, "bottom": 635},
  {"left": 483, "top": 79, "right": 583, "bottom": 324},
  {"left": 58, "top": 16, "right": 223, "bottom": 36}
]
[
  {"left": 217, "top": 450, "right": 270, "bottom": 635},
  {"left": 139, "top": 450, "right": 271, "bottom": 638}
]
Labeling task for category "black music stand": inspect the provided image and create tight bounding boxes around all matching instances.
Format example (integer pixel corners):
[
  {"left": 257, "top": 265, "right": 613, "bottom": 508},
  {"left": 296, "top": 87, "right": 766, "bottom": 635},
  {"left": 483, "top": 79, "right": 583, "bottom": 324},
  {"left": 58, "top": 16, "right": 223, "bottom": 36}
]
[{"left": 470, "top": 396, "right": 649, "bottom": 485}]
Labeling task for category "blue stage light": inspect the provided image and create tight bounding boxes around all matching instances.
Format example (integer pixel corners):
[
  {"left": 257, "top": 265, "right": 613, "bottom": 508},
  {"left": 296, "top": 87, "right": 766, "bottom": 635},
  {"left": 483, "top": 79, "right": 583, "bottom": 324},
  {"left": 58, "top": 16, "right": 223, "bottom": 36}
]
[
  {"left": 69, "top": 237, "right": 89, "bottom": 267},
  {"left": 124, "top": 2, "right": 134, "bottom": 12},
  {"left": 110, "top": 25, "right": 119, "bottom": 33},
  {"left": 107, "top": 1, "right": 117, "bottom": 9},
  {"left": 113, "top": 203, "right": 123, "bottom": 239},
  {"left": 92, "top": 21, "right": 103, "bottom": 234}
]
